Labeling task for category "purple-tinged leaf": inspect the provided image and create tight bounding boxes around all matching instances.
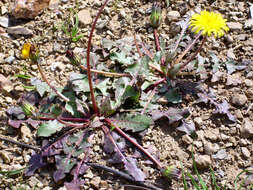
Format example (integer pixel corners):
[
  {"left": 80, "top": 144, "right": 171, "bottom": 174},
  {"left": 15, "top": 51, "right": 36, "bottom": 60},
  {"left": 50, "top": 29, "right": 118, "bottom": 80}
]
[
  {"left": 71, "top": 163, "right": 89, "bottom": 176},
  {"left": 8, "top": 119, "right": 24, "bottom": 128},
  {"left": 177, "top": 120, "right": 195, "bottom": 135},
  {"left": 18, "top": 91, "right": 40, "bottom": 105},
  {"left": 104, "top": 132, "right": 126, "bottom": 154},
  {"left": 26, "top": 118, "right": 41, "bottom": 128},
  {"left": 65, "top": 179, "right": 85, "bottom": 190},
  {"left": 214, "top": 100, "right": 236, "bottom": 122},
  {"left": 53, "top": 169, "right": 66, "bottom": 182},
  {"left": 6, "top": 106, "right": 25, "bottom": 120},
  {"left": 150, "top": 108, "right": 190, "bottom": 124},
  {"left": 25, "top": 153, "right": 46, "bottom": 176},
  {"left": 124, "top": 157, "right": 145, "bottom": 181},
  {"left": 108, "top": 151, "right": 125, "bottom": 164},
  {"left": 54, "top": 155, "right": 76, "bottom": 182}
]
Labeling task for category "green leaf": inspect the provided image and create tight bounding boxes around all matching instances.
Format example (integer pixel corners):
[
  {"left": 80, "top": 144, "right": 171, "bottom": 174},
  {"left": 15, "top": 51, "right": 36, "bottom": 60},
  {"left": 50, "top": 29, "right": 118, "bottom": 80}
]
[
  {"left": 164, "top": 88, "right": 182, "bottom": 104},
  {"left": 111, "top": 113, "right": 154, "bottom": 132},
  {"left": 95, "top": 78, "right": 110, "bottom": 96},
  {"left": 122, "top": 85, "right": 140, "bottom": 103},
  {"left": 125, "top": 55, "right": 150, "bottom": 78},
  {"left": 15, "top": 74, "right": 32, "bottom": 79},
  {"left": 72, "top": 34, "right": 83, "bottom": 42},
  {"left": 69, "top": 73, "right": 90, "bottom": 93},
  {"left": 37, "top": 120, "right": 63, "bottom": 137},
  {"left": 110, "top": 52, "right": 133, "bottom": 66},
  {"left": 113, "top": 77, "right": 130, "bottom": 104},
  {"left": 99, "top": 96, "right": 117, "bottom": 117},
  {"left": 50, "top": 105, "right": 62, "bottom": 116},
  {"left": 30, "top": 78, "right": 50, "bottom": 97}
]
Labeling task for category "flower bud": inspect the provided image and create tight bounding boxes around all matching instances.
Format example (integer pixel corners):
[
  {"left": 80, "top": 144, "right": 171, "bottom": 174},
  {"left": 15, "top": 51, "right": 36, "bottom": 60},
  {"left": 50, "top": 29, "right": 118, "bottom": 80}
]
[
  {"left": 21, "top": 102, "right": 36, "bottom": 116},
  {"left": 161, "top": 165, "right": 180, "bottom": 180},
  {"left": 150, "top": 2, "right": 162, "bottom": 28}
]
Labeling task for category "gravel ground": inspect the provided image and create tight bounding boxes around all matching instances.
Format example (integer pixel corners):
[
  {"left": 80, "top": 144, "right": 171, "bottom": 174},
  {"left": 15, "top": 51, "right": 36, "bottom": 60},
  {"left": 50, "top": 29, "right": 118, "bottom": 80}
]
[{"left": 0, "top": 0, "right": 253, "bottom": 189}]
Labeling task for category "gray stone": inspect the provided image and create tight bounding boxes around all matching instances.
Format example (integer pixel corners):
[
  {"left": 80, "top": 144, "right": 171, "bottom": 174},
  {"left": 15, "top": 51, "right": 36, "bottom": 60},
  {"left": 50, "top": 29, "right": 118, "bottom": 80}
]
[
  {"left": 0, "top": 17, "right": 9, "bottom": 28},
  {"left": 227, "top": 22, "right": 243, "bottom": 31},
  {"left": 7, "top": 26, "right": 33, "bottom": 36},
  {"left": 4, "top": 56, "right": 15, "bottom": 63},
  {"left": 204, "top": 142, "right": 219, "bottom": 155},
  {"left": 240, "top": 118, "right": 253, "bottom": 138},
  {"left": 167, "top": 11, "right": 180, "bottom": 21},
  {"left": 231, "top": 93, "right": 247, "bottom": 106},
  {"left": 245, "top": 79, "right": 253, "bottom": 87},
  {"left": 241, "top": 147, "right": 251, "bottom": 159},
  {"left": 244, "top": 19, "right": 253, "bottom": 29},
  {"left": 195, "top": 155, "right": 212, "bottom": 169},
  {"left": 213, "top": 149, "right": 228, "bottom": 160},
  {"left": 78, "top": 9, "right": 92, "bottom": 26}
]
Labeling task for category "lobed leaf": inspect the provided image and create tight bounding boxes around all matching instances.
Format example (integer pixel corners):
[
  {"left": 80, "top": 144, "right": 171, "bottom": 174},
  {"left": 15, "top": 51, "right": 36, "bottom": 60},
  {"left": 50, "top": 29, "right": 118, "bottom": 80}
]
[{"left": 37, "top": 120, "right": 64, "bottom": 137}]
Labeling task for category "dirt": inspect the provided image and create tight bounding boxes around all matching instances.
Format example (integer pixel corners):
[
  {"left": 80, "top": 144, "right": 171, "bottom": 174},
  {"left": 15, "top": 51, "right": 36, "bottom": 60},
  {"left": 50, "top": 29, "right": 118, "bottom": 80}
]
[{"left": 0, "top": 0, "right": 253, "bottom": 190}]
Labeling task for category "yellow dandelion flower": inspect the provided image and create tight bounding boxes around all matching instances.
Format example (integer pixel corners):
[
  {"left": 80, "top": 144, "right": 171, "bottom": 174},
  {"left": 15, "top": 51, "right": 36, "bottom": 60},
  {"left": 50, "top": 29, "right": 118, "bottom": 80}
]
[
  {"left": 190, "top": 10, "right": 229, "bottom": 38},
  {"left": 21, "top": 43, "right": 31, "bottom": 59}
]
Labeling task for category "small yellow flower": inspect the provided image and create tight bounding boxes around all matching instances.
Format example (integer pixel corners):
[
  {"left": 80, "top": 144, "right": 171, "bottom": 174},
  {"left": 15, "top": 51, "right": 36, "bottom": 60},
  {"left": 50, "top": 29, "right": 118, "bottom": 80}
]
[
  {"left": 21, "top": 42, "right": 31, "bottom": 59},
  {"left": 190, "top": 10, "right": 229, "bottom": 38}
]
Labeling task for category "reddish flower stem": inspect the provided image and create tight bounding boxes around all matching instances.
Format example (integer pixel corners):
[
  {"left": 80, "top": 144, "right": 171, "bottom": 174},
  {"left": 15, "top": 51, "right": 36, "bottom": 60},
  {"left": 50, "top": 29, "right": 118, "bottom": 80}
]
[
  {"left": 154, "top": 29, "right": 165, "bottom": 66},
  {"left": 39, "top": 116, "right": 89, "bottom": 122},
  {"left": 86, "top": 0, "right": 110, "bottom": 115},
  {"left": 134, "top": 33, "right": 143, "bottom": 57},
  {"left": 104, "top": 118, "right": 163, "bottom": 169}
]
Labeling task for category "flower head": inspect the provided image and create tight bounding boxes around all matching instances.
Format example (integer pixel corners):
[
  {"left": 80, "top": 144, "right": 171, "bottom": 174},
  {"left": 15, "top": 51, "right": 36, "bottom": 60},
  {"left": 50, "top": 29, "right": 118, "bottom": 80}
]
[
  {"left": 21, "top": 42, "right": 31, "bottom": 59},
  {"left": 150, "top": 2, "right": 162, "bottom": 28},
  {"left": 190, "top": 10, "right": 229, "bottom": 38}
]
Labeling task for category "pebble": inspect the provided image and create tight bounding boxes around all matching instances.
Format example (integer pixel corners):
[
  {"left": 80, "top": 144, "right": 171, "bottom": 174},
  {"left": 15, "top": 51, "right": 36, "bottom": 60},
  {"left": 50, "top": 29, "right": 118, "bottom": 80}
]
[
  {"left": 231, "top": 93, "right": 247, "bottom": 106},
  {"left": 1, "top": 6, "right": 8, "bottom": 15},
  {"left": 7, "top": 26, "right": 33, "bottom": 36},
  {"left": 5, "top": 97, "right": 12, "bottom": 103},
  {"left": 29, "top": 176, "right": 43, "bottom": 188},
  {"left": 195, "top": 154, "right": 212, "bottom": 169},
  {"left": 241, "top": 147, "right": 251, "bottom": 159},
  {"left": 167, "top": 11, "right": 181, "bottom": 21},
  {"left": 240, "top": 118, "right": 253, "bottom": 138},
  {"left": 78, "top": 9, "right": 92, "bottom": 26},
  {"left": 204, "top": 142, "right": 219, "bottom": 155},
  {"left": 90, "top": 176, "right": 101, "bottom": 189},
  {"left": 20, "top": 125, "right": 32, "bottom": 139},
  {"left": 193, "top": 117, "right": 202, "bottom": 127},
  {"left": 0, "top": 151, "right": 11, "bottom": 164},
  {"left": 4, "top": 56, "right": 15, "bottom": 64},
  {"left": 245, "top": 79, "right": 253, "bottom": 87},
  {"left": 204, "top": 129, "right": 219, "bottom": 141},
  {"left": 181, "top": 135, "right": 193, "bottom": 145},
  {"left": 11, "top": 0, "right": 50, "bottom": 19},
  {"left": 244, "top": 19, "right": 253, "bottom": 29},
  {"left": 213, "top": 149, "right": 228, "bottom": 160},
  {"left": 227, "top": 48, "right": 236, "bottom": 59},
  {"left": 0, "top": 16, "right": 9, "bottom": 28},
  {"left": 0, "top": 74, "right": 14, "bottom": 93},
  {"left": 227, "top": 22, "right": 243, "bottom": 31}
]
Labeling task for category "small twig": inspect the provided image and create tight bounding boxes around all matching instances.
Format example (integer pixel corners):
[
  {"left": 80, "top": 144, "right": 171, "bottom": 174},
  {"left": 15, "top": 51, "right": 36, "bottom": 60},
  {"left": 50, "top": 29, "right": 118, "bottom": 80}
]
[
  {"left": 80, "top": 65, "right": 130, "bottom": 78},
  {"left": 172, "top": 32, "right": 201, "bottom": 67},
  {"left": 120, "top": 184, "right": 152, "bottom": 190},
  {"left": 149, "top": 63, "right": 164, "bottom": 75},
  {"left": 39, "top": 116, "right": 89, "bottom": 123},
  {"left": 104, "top": 118, "right": 163, "bottom": 169},
  {"left": 141, "top": 41, "right": 154, "bottom": 60},
  {"left": 87, "top": 163, "right": 162, "bottom": 190},
  {"left": 154, "top": 29, "right": 160, "bottom": 52},
  {"left": 134, "top": 33, "right": 143, "bottom": 57},
  {"left": 57, "top": 119, "right": 89, "bottom": 128},
  {"left": 0, "top": 135, "right": 40, "bottom": 151},
  {"left": 142, "top": 87, "right": 157, "bottom": 114},
  {"left": 36, "top": 63, "right": 70, "bottom": 102}
]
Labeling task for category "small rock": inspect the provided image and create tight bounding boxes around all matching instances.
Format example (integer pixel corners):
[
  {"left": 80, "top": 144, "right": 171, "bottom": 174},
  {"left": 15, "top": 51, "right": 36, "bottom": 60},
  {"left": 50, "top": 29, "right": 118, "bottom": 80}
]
[
  {"left": 0, "top": 16, "right": 9, "bottom": 28},
  {"left": 0, "top": 151, "right": 11, "bottom": 164},
  {"left": 4, "top": 56, "right": 15, "bottom": 63},
  {"left": 78, "top": 9, "right": 92, "bottom": 26},
  {"left": 240, "top": 118, "right": 253, "bottom": 138},
  {"left": 204, "top": 142, "right": 219, "bottom": 155},
  {"left": 20, "top": 125, "right": 32, "bottom": 139},
  {"left": 194, "top": 141, "right": 203, "bottom": 148},
  {"left": 167, "top": 11, "right": 180, "bottom": 21},
  {"left": 204, "top": 129, "right": 219, "bottom": 141},
  {"left": 0, "top": 74, "right": 14, "bottom": 93},
  {"left": 244, "top": 19, "right": 253, "bottom": 29},
  {"left": 195, "top": 155, "right": 211, "bottom": 169},
  {"left": 213, "top": 149, "right": 228, "bottom": 160},
  {"left": 227, "top": 48, "right": 235, "bottom": 59},
  {"left": 220, "top": 133, "right": 229, "bottom": 141},
  {"left": 227, "top": 22, "right": 243, "bottom": 31},
  {"left": 5, "top": 97, "right": 12, "bottom": 103},
  {"left": 90, "top": 176, "right": 101, "bottom": 189},
  {"left": 50, "top": 62, "right": 65, "bottom": 72},
  {"left": 119, "top": 10, "right": 126, "bottom": 18},
  {"left": 181, "top": 135, "right": 193, "bottom": 145},
  {"left": 11, "top": 0, "right": 50, "bottom": 19},
  {"left": 245, "top": 79, "right": 253, "bottom": 87},
  {"left": 28, "top": 176, "right": 43, "bottom": 188},
  {"left": 194, "top": 117, "right": 202, "bottom": 127},
  {"left": 241, "top": 147, "right": 251, "bottom": 159},
  {"left": 235, "top": 110, "right": 243, "bottom": 119},
  {"left": 231, "top": 93, "right": 247, "bottom": 106},
  {"left": 7, "top": 26, "right": 33, "bottom": 36},
  {"left": 100, "top": 180, "right": 108, "bottom": 188},
  {"left": 1, "top": 6, "right": 8, "bottom": 15}
]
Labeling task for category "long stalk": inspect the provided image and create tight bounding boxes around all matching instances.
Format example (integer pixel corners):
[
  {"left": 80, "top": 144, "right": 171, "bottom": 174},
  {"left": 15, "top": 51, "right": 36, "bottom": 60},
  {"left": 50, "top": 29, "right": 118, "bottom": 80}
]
[
  {"left": 104, "top": 118, "right": 163, "bottom": 169},
  {"left": 86, "top": 0, "right": 110, "bottom": 115}
]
